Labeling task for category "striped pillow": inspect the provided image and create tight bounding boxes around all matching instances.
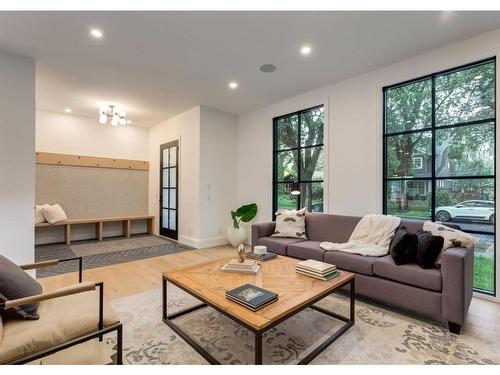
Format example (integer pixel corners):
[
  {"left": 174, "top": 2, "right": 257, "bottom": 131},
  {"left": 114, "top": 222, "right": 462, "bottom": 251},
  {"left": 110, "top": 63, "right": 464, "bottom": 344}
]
[{"left": 41, "top": 204, "right": 68, "bottom": 224}]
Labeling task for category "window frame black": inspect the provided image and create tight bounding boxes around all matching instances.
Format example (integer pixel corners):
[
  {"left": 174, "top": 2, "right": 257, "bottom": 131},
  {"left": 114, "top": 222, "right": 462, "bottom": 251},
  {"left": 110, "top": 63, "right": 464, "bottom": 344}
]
[
  {"left": 382, "top": 57, "right": 496, "bottom": 296},
  {"left": 272, "top": 105, "right": 325, "bottom": 217}
]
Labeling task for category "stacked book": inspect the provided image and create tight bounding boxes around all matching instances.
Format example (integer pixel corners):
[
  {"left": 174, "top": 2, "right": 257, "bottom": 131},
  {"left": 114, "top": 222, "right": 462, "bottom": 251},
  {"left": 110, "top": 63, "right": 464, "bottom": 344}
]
[
  {"left": 296, "top": 259, "right": 339, "bottom": 281},
  {"left": 246, "top": 251, "right": 277, "bottom": 262},
  {"left": 221, "top": 259, "right": 260, "bottom": 274},
  {"left": 226, "top": 284, "right": 278, "bottom": 311}
]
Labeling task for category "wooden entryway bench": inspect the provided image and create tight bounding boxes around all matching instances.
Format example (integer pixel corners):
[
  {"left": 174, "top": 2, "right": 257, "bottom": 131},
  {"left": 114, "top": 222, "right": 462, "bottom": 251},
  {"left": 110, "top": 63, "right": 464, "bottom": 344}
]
[{"left": 35, "top": 215, "right": 155, "bottom": 245}]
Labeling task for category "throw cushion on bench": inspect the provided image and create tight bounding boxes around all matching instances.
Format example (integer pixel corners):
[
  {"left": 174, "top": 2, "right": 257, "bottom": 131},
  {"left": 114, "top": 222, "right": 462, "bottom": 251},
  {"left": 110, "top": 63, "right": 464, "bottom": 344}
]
[
  {"left": 35, "top": 204, "right": 50, "bottom": 224},
  {"left": 41, "top": 204, "right": 68, "bottom": 224},
  {"left": 0, "top": 256, "right": 42, "bottom": 320}
]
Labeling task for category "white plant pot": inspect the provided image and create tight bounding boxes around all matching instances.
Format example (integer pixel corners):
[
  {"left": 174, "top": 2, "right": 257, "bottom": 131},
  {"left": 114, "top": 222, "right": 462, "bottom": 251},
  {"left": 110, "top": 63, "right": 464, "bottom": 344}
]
[{"left": 226, "top": 225, "right": 247, "bottom": 247}]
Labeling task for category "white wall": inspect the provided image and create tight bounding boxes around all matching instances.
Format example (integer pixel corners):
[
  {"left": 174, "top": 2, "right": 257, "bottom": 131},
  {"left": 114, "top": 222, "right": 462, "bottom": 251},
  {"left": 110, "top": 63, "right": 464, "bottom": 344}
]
[
  {"left": 149, "top": 106, "right": 201, "bottom": 247},
  {"left": 199, "top": 106, "right": 238, "bottom": 246},
  {"left": 0, "top": 49, "right": 36, "bottom": 265},
  {"left": 238, "top": 28, "right": 500, "bottom": 300},
  {"left": 238, "top": 28, "right": 500, "bottom": 224},
  {"left": 36, "top": 109, "right": 149, "bottom": 160}
]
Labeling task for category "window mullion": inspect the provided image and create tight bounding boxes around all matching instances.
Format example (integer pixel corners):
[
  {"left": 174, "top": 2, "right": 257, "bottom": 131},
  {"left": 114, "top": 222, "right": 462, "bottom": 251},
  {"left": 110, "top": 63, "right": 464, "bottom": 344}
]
[{"left": 431, "top": 75, "right": 436, "bottom": 222}]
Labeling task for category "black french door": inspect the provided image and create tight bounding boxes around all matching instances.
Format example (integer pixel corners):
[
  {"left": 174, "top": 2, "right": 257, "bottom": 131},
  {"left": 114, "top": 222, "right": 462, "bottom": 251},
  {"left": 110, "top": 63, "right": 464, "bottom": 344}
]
[{"left": 160, "top": 141, "right": 179, "bottom": 240}]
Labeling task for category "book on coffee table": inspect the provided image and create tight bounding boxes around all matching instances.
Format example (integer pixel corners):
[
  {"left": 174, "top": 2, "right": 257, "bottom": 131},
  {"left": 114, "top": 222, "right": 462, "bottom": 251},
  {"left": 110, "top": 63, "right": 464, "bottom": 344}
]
[
  {"left": 296, "top": 269, "right": 340, "bottom": 281},
  {"left": 226, "top": 284, "right": 278, "bottom": 311},
  {"left": 246, "top": 251, "right": 277, "bottom": 261},
  {"left": 221, "top": 259, "right": 260, "bottom": 274},
  {"left": 296, "top": 259, "right": 339, "bottom": 281}
]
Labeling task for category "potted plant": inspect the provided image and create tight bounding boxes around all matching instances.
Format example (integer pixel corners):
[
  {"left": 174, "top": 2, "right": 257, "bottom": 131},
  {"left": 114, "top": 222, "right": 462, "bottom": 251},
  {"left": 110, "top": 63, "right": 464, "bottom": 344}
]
[{"left": 226, "top": 203, "right": 258, "bottom": 247}]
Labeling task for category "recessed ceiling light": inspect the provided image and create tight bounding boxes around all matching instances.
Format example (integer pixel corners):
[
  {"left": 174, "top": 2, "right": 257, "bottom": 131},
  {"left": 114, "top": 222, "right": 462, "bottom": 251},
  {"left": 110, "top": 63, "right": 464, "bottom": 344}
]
[
  {"left": 300, "top": 45, "right": 312, "bottom": 55},
  {"left": 90, "top": 29, "right": 103, "bottom": 38},
  {"left": 229, "top": 81, "right": 238, "bottom": 89},
  {"left": 64, "top": 108, "right": 72, "bottom": 113}
]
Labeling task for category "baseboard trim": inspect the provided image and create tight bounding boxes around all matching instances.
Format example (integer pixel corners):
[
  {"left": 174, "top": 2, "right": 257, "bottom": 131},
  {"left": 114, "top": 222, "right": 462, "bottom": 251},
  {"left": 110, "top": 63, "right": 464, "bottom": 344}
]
[{"left": 178, "top": 235, "right": 229, "bottom": 249}]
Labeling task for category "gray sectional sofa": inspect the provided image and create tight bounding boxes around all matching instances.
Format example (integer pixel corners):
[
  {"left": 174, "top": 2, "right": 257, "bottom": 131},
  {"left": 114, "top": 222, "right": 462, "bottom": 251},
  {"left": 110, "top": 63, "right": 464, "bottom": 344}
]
[{"left": 251, "top": 212, "right": 474, "bottom": 334}]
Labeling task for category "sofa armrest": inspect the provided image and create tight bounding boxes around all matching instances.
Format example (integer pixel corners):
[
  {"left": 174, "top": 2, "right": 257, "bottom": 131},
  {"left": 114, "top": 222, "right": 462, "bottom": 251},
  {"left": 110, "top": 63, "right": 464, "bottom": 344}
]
[
  {"left": 251, "top": 222, "right": 275, "bottom": 248},
  {"left": 441, "top": 246, "right": 474, "bottom": 325}
]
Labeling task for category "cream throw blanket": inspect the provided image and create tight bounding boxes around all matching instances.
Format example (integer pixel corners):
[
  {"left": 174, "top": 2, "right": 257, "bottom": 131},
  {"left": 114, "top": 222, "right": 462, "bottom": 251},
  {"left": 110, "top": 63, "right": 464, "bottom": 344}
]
[{"left": 320, "top": 214, "right": 401, "bottom": 256}]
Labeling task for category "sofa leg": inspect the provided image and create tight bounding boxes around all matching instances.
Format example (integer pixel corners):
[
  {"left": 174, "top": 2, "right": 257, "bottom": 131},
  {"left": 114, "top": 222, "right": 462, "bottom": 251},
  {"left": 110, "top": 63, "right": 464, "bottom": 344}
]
[{"left": 448, "top": 322, "right": 461, "bottom": 335}]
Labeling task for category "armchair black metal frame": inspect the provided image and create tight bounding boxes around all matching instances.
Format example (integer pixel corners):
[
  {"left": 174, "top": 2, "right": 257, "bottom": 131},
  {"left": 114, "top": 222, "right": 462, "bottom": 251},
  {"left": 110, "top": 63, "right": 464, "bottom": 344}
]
[{"left": 0, "top": 257, "right": 123, "bottom": 365}]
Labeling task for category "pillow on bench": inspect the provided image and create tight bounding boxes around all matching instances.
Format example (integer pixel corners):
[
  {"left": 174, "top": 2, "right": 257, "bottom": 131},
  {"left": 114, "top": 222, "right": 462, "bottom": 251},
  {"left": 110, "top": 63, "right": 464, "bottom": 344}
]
[
  {"left": 35, "top": 204, "right": 50, "bottom": 224},
  {"left": 41, "top": 204, "right": 68, "bottom": 224}
]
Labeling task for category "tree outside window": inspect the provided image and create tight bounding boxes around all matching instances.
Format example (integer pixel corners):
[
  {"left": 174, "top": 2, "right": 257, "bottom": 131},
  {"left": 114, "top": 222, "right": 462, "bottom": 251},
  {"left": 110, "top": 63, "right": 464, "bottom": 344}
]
[
  {"left": 273, "top": 106, "right": 324, "bottom": 214},
  {"left": 383, "top": 59, "right": 496, "bottom": 294}
]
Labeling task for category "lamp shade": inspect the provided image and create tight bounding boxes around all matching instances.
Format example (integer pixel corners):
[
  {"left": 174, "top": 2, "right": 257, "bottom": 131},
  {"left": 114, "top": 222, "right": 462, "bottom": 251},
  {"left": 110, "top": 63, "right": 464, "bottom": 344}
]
[{"left": 290, "top": 182, "right": 301, "bottom": 195}]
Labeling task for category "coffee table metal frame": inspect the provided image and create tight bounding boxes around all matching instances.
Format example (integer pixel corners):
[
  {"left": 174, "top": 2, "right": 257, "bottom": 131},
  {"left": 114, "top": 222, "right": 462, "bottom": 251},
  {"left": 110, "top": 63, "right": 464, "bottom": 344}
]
[{"left": 162, "top": 274, "right": 355, "bottom": 365}]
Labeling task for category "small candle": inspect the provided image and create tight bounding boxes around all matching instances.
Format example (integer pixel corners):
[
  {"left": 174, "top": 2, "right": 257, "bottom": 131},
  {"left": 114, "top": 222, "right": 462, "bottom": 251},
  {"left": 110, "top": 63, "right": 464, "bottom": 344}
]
[{"left": 254, "top": 245, "right": 267, "bottom": 255}]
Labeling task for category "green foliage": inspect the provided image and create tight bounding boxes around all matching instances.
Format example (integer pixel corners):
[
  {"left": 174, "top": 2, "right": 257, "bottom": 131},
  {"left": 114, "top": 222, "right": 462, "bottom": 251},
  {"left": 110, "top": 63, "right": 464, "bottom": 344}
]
[
  {"left": 473, "top": 255, "right": 494, "bottom": 292},
  {"left": 231, "top": 203, "right": 258, "bottom": 229}
]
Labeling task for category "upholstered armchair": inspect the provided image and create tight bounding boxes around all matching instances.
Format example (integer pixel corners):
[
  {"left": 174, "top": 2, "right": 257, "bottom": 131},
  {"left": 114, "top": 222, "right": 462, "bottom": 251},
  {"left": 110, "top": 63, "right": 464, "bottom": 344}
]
[{"left": 0, "top": 257, "right": 123, "bottom": 365}]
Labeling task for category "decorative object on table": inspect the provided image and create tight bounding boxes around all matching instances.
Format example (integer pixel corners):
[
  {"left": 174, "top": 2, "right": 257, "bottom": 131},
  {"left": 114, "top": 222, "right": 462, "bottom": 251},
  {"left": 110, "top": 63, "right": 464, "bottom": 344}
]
[
  {"left": 295, "top": 259, "right": 339, "bottom": 281},
  {"left": 237, "top": 244, "right": 246, "bottom": 263},
  {"left": 225, "top": 284, "right": 278, "bottom": 311},
  {"left": 226, "top": 203, "right": 258, "bottom": 247},
  {"left": 221, "top": 259, "right": 260, "bottom": 274},
  {"left": 246, "top": 251, "right": 277, "bottom": 262},
  {"left": 253, "top": 245, "right": 267, "bottom": 255},
  {"left": 272, "top": 207, "right": 307, "bottom": 239}
]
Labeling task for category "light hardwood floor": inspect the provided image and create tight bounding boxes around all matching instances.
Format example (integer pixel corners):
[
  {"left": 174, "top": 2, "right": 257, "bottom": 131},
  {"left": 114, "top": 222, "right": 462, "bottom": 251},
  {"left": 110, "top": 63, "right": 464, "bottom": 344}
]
[{"left": 37, "top": 245, "right": 500, "bottom": 341}]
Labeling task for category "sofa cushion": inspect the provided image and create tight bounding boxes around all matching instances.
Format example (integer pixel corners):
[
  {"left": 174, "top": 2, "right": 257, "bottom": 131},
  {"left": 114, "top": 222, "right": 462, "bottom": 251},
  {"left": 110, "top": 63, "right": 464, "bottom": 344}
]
[
  {"left": 0, "top": 288, "right": 120, "bottom": 364},
  {"left": 373, "top": 256, "right": 442, "bottom": 292},
  {"left": 0, "top": 255, "right": 43, "bottom": 320},
  {"left": 256, "top": 236, "right": 306, "bottom": 256},
  {"left": 389, "top": 226, "right": 417, "bottom": 265},
  {"left": 287, "top": 241, "right": 325, "bottom": 261},
  {"left": 323, "top": 251, "right": 379, "bottom": 275},
  {"left": 272, "top": 208, "right": 307, "bottom": 239},
  {"left": 305, "top": 213, "right": 361, "bottom": 242}
]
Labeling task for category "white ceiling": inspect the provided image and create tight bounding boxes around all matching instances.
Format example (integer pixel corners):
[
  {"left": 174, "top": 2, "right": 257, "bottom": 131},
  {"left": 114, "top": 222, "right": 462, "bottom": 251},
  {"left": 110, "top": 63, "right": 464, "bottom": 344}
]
[{"left": 1, "top": 11, "right": 500, "bottom": 127}]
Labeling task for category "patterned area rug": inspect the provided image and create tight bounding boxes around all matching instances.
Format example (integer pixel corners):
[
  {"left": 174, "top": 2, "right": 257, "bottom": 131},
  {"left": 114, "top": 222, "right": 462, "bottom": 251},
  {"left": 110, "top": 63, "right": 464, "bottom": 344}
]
[
  {"left": 108, "top": 285, "right": 500, "bottom": 365},
  {"left": 35, "top": 235, "right": 191, "bottom": 278}
]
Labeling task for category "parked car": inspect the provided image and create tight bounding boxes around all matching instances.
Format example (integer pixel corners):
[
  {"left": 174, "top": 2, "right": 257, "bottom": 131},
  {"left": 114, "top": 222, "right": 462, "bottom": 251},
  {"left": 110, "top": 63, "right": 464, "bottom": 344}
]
[{"left": 435, "top": 200, "right": 495, "bottom": 224}]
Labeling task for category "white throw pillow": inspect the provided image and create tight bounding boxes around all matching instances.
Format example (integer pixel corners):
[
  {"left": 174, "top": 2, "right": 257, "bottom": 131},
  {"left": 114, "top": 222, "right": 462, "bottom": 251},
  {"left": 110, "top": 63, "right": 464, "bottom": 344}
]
[
  {"left": 272, "top": 207, "right": 307, "bottom": 239},
  {"left": 34, "top": 204, "right": 50, "bottom": 224},
  {"left": 423, "top": 221, "right": 478, "bottom": 264},
  {"left": 41, "top": 204, "right": 68, "bottom": 224}
]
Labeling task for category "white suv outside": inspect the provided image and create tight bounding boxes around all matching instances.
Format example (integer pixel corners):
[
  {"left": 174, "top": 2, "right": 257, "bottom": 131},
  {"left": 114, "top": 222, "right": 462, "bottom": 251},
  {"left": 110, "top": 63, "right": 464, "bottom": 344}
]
[{"left": 435, "top": 200, "right": 495, "bottom": 224}]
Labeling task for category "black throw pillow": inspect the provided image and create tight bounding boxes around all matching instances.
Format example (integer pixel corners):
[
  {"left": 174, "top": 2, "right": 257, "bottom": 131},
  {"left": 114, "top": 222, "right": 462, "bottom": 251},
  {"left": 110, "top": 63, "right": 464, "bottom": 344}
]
[
  {"left": 415, "top": 230, "right": 444, "bottom": 269},
  {"left": 389, "top": 226, "right": 417, "bottom": 265},
  {"left": 0, "top": 255, "right": 42, "bottom": 320}
]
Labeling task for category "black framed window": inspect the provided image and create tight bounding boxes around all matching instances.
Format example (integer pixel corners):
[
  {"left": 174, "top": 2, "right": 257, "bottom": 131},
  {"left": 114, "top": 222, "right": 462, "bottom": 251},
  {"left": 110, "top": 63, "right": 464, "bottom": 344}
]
[
  {"left": 273, "top": 105, "right": 324, "bottom": 215},
  {"left": 383, "top": 58, "right": 496, "bottom": 295}
]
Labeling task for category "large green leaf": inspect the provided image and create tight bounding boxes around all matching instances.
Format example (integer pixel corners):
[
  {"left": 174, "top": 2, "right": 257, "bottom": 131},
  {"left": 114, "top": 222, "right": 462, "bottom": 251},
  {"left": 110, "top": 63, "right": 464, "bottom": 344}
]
[
  {"left": 235, "top": 203, "right": 258, "bottom": 223},
  {"left": 231, "top": 210, "right": 239, "bottom": 228}
]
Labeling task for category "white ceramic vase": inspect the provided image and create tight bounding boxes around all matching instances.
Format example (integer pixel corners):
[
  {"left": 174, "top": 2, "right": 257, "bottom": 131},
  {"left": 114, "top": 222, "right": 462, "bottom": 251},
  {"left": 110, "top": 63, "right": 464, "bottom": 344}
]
[{"left": 226, "top": 225, "right": 247, "bottom": 247}]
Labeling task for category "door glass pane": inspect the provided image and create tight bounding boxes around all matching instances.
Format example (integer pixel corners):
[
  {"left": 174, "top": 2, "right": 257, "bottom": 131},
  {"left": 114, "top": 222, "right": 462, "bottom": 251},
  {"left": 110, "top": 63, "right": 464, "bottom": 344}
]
[
  {"left": 162, "top": 189, "right": 168, "bottom": 208},
  {"left": 169, "top": 210, "right": 176, "bottom": 230},
  {"left": 386, "top": 180, "right": 432, "bottom": 219},
  {"left": 169, "top": 168, "right": 176, "bottom": 188},
  {"left": 162, "top": 169, "right": 168, "bottom": 188},
  {"left": 276, "top": 115, "right": 299, "bottom": 150},
  {"left": 436, "top": 62, "right": 495, "bottom": 126},
  {"left": 162, "top": 209, "right": 168, "bottom": 229},
  {"left": 301, "top": 147, "right": 323, "bottom": 181},
  {"left": 386, "top": 132, "right": 432, "bottom": 178},
  {"left": 385, "top": 79, "right": 432, "bottom": 134},
  {"left": 169, "top": 189, "right": 176, "bottom": 209},
  {"left": 162, "top": 149, "right": 168, "bottom": 168},
  {"left": 169, "top": 147, "right": 177, "bottom": 167},
  {"left": 435, "top": 178, "right": 494, "bottom": 232},
  {"left": 300, "top": 182, "right": 323, "bottom": 212},
  {"left": 435, "top": 122, "right": 494, "bottom": 177},
  {"left": 276, "top": 150, "right": 298, "bottom": 182},
  {"left": 276, "top": 184, "right": 297, "bottom": 210},
  {"left": 300, "top": 107, "right": 324, "bottom": 147}
]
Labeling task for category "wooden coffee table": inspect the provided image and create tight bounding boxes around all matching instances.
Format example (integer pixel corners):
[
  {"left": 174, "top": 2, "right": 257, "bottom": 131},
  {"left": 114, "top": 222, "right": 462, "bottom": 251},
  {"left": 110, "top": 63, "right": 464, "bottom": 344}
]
[{"left": 162, "top": 255, "right": 355, "bottom": 365}]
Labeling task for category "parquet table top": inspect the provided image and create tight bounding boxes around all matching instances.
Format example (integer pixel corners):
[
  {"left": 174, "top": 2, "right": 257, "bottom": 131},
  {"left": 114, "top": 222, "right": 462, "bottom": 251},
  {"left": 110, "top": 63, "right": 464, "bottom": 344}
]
[{"left": 164, "top": 255, "right": 354, "bottom": 331}]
